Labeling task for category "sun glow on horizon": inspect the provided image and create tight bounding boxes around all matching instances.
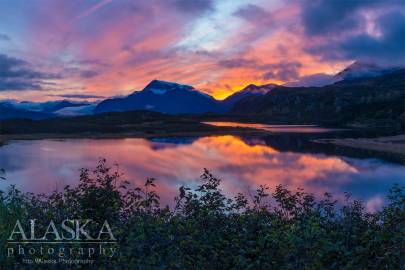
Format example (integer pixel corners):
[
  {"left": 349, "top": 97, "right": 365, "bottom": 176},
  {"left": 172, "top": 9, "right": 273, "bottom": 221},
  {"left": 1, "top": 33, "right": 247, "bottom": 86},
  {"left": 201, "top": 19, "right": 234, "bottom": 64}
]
[{"left": 0, "top": 0, "right": 403, "bottom": 101}]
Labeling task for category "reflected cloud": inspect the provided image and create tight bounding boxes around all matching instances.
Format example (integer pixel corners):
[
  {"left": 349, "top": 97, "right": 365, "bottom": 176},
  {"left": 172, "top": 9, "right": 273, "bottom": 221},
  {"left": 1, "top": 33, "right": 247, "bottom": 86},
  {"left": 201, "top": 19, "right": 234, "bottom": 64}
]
[{"left": 0, "top": 136, "right": 404, "bottom": 209}]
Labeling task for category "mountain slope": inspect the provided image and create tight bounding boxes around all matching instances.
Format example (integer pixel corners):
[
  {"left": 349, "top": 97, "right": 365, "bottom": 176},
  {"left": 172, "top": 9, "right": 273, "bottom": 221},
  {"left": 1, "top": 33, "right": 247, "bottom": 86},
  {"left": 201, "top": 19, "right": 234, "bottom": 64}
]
[
  {"left": 223, "top": 83, "right": 279, "bottom": 106},
  {"left": 0, "top": 104, "right": 52, "bottom": 120},
  {"left": 94, "top": 80, "right": 224, "bottom": 115},
  {"left": 334, "top": 61, "right": 401, "bottom": 81},
  {"left": 230, "top": 69, "right": 405, "bottom": 128},
  {"left": 54, "top": 104, "right": 97, "bottom": 116},
  {"left": 1, "top": 100, "right": 89, "bottom": 112},
  {"left": 286, "top": 61, "right": 402, "bottom": 87},
  {"left": 41, "top": 100, "right": 90, "bottom": 113}
]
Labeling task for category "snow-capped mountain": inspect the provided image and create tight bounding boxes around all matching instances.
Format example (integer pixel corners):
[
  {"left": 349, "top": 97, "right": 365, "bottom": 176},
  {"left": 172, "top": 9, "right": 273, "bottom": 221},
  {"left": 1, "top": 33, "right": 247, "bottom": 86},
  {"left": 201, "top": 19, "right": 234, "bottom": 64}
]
[
  {"left": 0, "top": 100, "right": 95, "bottom": 119},
  {"left": 0, "top": 103, "right": 52, "bottom": 120},
  {"left": 54, "top": 104, "right": 97, "bottom": 116},
  {"left": 0, "top": 100, "right": 55, "bottom": 112},
  {"left": 0, "top": 100, "right": 90, "bottom": 113},
  {"left": 94, "top": 80, "right": 224, "bottom": 114},
  {"left": 286, "top": 73, "right": 338, "bottom": 87},
  {"left": 286, "top": 61, "right": 403, "bottom": 87},
  {"left": 334, "top": 61, "right": 401, "bottom": 81},
  {"left": 223, "top": 83, "right": 279, "bottom": 106}
]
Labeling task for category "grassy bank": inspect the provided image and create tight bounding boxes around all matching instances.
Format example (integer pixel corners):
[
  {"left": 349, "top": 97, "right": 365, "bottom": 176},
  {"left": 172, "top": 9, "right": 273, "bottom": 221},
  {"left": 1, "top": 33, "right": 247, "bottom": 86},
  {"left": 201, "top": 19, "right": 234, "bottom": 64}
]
[{"left": 0, "top": 159, "right": 404, "bottom": 269}]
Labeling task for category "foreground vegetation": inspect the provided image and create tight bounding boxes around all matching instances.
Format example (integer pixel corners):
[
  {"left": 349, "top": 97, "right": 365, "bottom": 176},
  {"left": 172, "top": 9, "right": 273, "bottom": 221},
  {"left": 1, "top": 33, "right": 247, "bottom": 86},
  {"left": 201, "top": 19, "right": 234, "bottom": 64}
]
[{"left": 0, "top": 159, "right": 404, "bottom": 269}]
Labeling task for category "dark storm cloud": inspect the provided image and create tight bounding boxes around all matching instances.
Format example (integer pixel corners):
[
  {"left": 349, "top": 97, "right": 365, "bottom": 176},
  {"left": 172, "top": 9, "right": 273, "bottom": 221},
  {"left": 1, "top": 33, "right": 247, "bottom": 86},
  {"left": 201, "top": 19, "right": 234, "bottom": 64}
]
[
  {"left": 300, "top": 0, "right": 370, "bottom": 36},
  {"left": 0, "top": 54, "right": 59, "bottom": 79},
  {"left": 305, "top": 10, "right": 405, "bottom": 64},
  {"left": 300, "top": 0, "right": 403, "bottom": 36},
  {"left": 59, "top": 67, "right": 101, "bottom": 79},
  {"left": 338, "top": 11, "right": 405, "bottom": 62},
  {"left": 0, "top": 79, "right": 43, "bottom": 91},
  {"left": 0, "top": 54, "right": 26, "bottom": 75},
  {"left": 217, "top": 58, "right": 259, "bottom": 68},
  {"left": 0, "top": 33, "right": 10, "bottom": 41},
  {"left": 299, "top": 0, "right": 405, "bottom": 65},
  {"left": 234, "top": 4, "right": 269, "bottom": 23},
  {"left": 218, "top": 57, "right": 302, "bottom": 81},
  {"left": 232, "top": 4, "right": 278, "bottom": 43},
  {"left": 80, "top": 70, "right": 99, "bottom": 78},
  {"left": 173, "top": 0, "right": 214, "bottom": 14},
  {"left": 262, "top": 61, "right": 302, "bottom": 81},
  {"left": 68, "top": 59, "right": 109, "bottom": 67},
  {"left": 0, "top": 54, "right": 59, "bottom": 91},
  {"left": 49, "top": 94, "right": 105, "bottom": 99},
  {"left": 124, "top": 48, "right": 178, "bottom": 66}
]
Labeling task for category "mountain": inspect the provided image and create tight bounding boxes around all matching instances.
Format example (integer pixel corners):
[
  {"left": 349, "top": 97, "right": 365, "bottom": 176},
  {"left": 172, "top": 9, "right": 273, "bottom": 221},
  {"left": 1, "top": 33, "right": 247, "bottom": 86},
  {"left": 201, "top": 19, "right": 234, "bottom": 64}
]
[
  {"left": 0, "top": 100, "right": 55, "bottom": 112},
  {"left": 0, "top": 104, "right": 52, "bottom": 120},
  {"left": 0, "top": 100, "right": 94, "bottom": 119},
  {"left": 40, "top": 100, "right": 90, "bottom": 113},
  {"left": 286, "top": 73, "right": 338, "bottom": 87},
  {"left": 53, "top": 103, "right": 97, "bottom": 117},
  {"left": 230, "top": 69, "right": 405, "bottom": 129},
  {"left": 94, "top": 80, "right": 224, "bottom": 114},
  {"left": 285, "top": 61, "right": 403, "bottom": 87},
  {"left": 223, "top": 83, "right": 279, "bottom": 106},
  {"left": 334, "top": 61, "right": 401, "bottom": 81},
  {"left": 0, "top": 100, "right": 90, "bottom": 113}
]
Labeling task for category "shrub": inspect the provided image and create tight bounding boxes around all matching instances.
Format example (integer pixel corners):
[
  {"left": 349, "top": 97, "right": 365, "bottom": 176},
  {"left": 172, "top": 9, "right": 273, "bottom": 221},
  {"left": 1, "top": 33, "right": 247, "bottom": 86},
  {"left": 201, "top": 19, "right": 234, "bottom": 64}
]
[{"left": 0, "top": 159, "right": 404, "bottom": 269}]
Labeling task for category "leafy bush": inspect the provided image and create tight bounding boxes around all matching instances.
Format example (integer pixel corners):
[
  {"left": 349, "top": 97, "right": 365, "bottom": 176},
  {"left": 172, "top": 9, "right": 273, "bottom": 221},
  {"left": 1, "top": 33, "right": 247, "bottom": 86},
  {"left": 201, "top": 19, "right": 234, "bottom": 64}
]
[{"left": 0, "top": 159, "right": 404, "bottom": 269}]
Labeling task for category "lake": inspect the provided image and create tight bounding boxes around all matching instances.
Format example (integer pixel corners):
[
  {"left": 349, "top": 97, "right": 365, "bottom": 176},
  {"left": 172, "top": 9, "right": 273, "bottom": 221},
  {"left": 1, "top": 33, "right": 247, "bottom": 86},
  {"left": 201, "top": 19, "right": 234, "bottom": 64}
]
[
  {"left": 0, "top": 125, "right": 404, "bottom": 211},
  {"left": 203, "top": 122, "right": 344, "bottom": 133}
]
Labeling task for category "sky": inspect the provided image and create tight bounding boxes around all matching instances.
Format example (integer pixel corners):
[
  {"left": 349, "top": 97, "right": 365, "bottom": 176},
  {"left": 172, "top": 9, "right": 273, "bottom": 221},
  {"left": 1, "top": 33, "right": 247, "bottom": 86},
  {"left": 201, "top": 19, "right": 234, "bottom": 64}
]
[{"left": 0, "top": 0, "right": 404, "bottom": 101}]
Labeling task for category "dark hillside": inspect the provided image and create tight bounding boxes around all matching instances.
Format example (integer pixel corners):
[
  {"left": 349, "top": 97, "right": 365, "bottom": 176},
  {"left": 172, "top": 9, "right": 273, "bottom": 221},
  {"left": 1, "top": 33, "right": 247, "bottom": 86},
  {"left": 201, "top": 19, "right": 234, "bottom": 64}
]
[
  {"left": 0, "top": 110, "right": 222, "bottom": 136},
  {"left": 230, "top": 69, "right": 405, "bottom": 129}
]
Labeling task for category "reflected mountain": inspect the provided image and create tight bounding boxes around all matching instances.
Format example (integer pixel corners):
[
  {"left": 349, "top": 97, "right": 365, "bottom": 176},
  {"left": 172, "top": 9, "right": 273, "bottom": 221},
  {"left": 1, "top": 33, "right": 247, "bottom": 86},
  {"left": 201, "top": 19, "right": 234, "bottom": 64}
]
[
  {"left": 0, "top": 135, "right": 404, "bottom": 212},
  {"left": 255, "top": 130, "right": 403, "bottom": 164},
  {"left": 148, "top": 137, "right": 199, "bottom": 145}
]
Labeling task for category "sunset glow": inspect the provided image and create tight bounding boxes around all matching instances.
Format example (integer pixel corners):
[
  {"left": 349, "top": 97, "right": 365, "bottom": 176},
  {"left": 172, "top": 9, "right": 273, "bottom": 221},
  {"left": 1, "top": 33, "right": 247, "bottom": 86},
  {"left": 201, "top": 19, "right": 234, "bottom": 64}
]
[
  {"left": 0, "top": 0, "right": 404, "bottom": 101},
  {"left": 2, "top": 136, "right": 403, "bottom": 211}
]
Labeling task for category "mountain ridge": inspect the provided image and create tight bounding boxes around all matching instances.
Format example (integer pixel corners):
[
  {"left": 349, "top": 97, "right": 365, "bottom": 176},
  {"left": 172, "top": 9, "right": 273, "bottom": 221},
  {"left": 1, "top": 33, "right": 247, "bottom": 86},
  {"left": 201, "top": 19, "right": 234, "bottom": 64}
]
[
  {"left": 94, "top": 79, "right": 224, "bottom": 115},
  {"left": 229, "top": 68, "right": 405, "bottom": 129},
  {"left": 1, "top": 62, "right": 403, "bottom": 123},
  {"left": 334, "top": 61, "right": 402, "bottom": 81},
  {"left": 223, "top": 83, "right": 280, "bottom": 106}
]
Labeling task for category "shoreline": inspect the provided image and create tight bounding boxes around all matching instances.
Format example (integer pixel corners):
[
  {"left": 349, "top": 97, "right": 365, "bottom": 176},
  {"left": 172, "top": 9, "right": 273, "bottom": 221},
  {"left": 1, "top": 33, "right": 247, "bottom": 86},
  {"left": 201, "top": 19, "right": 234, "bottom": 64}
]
[
  {"left": 314, "top": 134, "right": 405, "bottom": 162},
  {"left": 2, "top": 124, "right": 404, "bottom": 164},
  {"left": 0, "top": 127, "right": 268, "bottom": 144}
]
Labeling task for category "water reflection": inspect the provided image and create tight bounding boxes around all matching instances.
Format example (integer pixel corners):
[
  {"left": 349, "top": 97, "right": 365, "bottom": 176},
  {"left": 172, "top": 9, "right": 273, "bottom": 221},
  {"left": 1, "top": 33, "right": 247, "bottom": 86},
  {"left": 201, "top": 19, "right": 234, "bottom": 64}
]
[
  {"left": 0, "top": 135, "right": 404, "bottom": 211},
  {"left": 204, "top": 122, "right": 343, "bottom": 133}
]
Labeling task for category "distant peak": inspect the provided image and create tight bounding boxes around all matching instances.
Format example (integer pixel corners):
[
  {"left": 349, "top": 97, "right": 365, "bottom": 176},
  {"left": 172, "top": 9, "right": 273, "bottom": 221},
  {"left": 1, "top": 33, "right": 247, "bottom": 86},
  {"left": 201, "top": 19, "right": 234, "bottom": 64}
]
[
  {"left": 149, "top": 79, "right": 174, "bottom": 85},
  {"left": 241, "top": 83, "right": 279, "bottom": 94},
  {"left": 144, "top": 80, "right": 193, "bottom": 91},
  {"left": 335, "top": 60, "right": 401, "bottom": 80},
  {"left": 262, "top": 83, "right": 279, "bottom": 88},
  {"left": 139, "top": 79, "right": 213, "bottom": 98},
  {"left": 340, "top": 61, "right": 380, "bottom": 73},
  {"left": 245, "top": 84, "right": 258, "bottom": 89}
]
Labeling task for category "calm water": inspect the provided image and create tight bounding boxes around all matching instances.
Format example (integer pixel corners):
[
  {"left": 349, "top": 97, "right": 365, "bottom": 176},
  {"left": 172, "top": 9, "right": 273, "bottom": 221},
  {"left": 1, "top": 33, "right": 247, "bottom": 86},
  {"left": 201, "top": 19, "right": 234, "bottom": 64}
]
[
  {"left": 0, "top": 132, "right": 404, "bottom": 211},
  {"left": 203, "top": 122, "right": 344, "bottom": 133}
]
